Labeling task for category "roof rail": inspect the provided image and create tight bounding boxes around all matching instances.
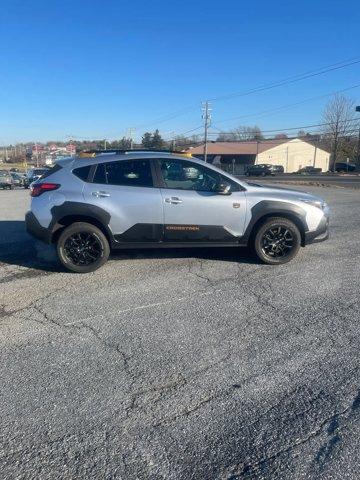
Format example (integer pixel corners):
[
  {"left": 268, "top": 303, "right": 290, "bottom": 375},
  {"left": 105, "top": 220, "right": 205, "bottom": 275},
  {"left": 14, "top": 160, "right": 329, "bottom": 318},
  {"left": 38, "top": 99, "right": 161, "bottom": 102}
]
[{"left": 79, "top": 148, "right": 178, "bottom": 155}]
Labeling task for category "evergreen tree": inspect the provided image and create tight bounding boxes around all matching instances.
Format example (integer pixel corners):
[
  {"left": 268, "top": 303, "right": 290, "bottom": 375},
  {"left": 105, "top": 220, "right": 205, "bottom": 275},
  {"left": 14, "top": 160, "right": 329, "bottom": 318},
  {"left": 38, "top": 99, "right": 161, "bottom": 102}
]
[
  {"left": 142, "top": 132, "right": 153, "bottom": 148},
  {"left": 152, "top": 129, "right": 164, "bottom": 149}
]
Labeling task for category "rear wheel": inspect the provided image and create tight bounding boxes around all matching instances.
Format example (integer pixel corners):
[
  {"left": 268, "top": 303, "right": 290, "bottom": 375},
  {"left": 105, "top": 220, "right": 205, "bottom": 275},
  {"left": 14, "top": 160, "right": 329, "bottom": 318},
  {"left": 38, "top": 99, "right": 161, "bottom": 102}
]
[
  {"left": 57, "top": 222, "right": 110, "bottom": 273},
  {"left": 253, "top": 217, "right": 301, "bottom": 265}
]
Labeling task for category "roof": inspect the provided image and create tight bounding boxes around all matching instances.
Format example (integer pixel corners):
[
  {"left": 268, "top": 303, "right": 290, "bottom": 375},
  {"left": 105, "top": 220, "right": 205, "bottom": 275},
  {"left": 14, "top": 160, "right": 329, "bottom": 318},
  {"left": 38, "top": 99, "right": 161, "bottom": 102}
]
[{"left": 187, "top": 138, "right": 301, "bottom": 155}]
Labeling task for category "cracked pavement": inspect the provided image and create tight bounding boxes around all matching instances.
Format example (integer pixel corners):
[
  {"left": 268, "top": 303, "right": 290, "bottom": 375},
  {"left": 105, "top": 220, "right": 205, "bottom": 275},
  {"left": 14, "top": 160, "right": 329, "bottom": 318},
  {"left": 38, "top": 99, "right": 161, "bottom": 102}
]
[{"left": 0, "top": 186, "right": 360, "bottom": 479}]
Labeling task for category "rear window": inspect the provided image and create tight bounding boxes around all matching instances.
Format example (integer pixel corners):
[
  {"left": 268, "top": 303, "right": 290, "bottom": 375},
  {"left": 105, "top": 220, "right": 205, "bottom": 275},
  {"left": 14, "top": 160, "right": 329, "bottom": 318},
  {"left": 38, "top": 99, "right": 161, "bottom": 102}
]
[
  {"left": 73, "top": 165, "right": 91, "bottom": 182},
  {"left": 93, "top": 160, "right": 153, "bottom": 187}
]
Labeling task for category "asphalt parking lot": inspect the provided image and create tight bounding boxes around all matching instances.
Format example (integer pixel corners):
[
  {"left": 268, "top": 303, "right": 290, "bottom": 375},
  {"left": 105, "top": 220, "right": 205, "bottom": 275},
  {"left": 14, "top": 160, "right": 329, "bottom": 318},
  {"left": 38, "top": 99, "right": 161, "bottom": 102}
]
[{"left": 1, "top": 186, "right": 360, "bottom": 479}]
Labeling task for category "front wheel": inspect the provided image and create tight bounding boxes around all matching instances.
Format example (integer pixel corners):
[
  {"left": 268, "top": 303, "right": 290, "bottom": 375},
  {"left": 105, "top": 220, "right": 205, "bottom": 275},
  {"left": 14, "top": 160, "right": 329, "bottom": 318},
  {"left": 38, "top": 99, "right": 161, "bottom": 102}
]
[
  {"left": 57, "top": 222, "right": 110, "bottom": 273},
  {"left": 253, "top": 217, "right": 301, "bottom": 265}
]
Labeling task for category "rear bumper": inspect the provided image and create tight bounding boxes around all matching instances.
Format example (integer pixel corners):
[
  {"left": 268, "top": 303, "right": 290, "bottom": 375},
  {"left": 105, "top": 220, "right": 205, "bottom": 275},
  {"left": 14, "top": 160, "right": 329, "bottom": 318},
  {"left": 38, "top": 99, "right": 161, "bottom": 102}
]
[
  {"left": 25, "top": 211, "right": 52, "bottom": 244},
  {"left": 304, "top": 216, "right": 329, "bottom": 245}
]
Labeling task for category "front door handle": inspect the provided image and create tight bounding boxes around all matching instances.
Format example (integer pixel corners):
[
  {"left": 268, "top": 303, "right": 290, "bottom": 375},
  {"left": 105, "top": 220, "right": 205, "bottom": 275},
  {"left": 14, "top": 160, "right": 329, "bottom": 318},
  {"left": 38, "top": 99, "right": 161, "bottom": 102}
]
[
  {"left": 92, "top": 191, "right": 110, "bottom": 198},
  {"left": 165, "top": 197, "right": 182, "bottom": 204}
]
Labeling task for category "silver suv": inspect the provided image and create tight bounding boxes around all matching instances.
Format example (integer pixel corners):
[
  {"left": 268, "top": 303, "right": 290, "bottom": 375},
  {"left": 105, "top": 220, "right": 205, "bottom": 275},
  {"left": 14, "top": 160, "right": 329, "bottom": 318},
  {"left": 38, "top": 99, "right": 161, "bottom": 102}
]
[{"left": 25, "top": 150, "right": 329, "bottom": 273}]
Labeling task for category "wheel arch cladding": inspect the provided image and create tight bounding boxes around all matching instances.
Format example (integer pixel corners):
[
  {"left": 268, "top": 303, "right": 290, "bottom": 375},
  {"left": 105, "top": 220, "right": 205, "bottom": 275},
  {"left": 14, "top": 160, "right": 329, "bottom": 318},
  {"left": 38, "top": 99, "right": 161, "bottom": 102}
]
[
  {"left": 245, "top": 200, "right": 308, "bottom": 247},
  {"left": 49, "top": 202, "right": 112, "bottom": 245}
]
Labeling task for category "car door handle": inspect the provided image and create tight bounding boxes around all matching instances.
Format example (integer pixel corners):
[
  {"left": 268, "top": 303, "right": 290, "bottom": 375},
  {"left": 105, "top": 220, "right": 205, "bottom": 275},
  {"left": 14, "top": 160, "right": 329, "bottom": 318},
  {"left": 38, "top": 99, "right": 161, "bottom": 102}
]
[
  {"left": 165, "top": 197, "right": 182, "bottom": 204},
  {"left": 92, "top": 191, "right": 110, "bottom": 198}
]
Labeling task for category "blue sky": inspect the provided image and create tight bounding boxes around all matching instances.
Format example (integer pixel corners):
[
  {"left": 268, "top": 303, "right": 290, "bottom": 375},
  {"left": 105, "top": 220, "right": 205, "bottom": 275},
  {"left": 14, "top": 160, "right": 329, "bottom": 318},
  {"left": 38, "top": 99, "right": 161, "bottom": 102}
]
[{"left": 0, "top": 0, "right": 359, "bottom": 143}]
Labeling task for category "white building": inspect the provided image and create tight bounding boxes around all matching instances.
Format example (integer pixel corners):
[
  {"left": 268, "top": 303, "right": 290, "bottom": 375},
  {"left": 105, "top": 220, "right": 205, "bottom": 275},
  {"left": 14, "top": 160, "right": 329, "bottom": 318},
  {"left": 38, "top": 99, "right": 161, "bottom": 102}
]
[{"left": 188, "top": 138, "right": 330, "bottom": 174}]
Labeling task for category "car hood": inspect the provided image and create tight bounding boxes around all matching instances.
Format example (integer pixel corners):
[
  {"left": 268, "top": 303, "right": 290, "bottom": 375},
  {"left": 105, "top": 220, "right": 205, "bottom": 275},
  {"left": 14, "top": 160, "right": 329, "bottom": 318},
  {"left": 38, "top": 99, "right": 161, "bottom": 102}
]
[{"left": 245, "top": 182, "right": 325, "bottom": 203}]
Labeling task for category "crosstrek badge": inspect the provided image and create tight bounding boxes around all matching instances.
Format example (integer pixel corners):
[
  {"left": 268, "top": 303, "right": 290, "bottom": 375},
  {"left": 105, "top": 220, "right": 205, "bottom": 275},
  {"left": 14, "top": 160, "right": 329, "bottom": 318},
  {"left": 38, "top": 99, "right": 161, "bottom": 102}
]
[{"left": 165, "top": 225, "right": 200, "bottom": 231}]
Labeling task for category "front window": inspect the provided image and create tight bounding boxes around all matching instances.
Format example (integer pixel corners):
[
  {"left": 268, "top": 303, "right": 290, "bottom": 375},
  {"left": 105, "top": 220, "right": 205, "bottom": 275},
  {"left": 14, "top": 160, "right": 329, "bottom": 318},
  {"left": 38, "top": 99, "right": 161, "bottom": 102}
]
[{"left": 159, "top": 159, "right": 239, "bottom": 193}]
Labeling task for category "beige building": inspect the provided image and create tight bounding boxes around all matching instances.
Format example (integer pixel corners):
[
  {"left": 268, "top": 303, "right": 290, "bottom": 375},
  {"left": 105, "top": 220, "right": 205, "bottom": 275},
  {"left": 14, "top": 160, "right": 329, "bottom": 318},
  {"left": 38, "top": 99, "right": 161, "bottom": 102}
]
[{"left": 188, "top": 138, "right": 330, "bottom": 174}]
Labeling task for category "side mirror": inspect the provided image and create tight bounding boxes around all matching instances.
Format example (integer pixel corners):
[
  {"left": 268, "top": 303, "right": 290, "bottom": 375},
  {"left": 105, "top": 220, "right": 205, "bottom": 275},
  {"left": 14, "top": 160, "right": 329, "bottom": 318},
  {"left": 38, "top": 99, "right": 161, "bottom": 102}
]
[{"left": 216, "top": 184, "right": 231, "bottom": 195}]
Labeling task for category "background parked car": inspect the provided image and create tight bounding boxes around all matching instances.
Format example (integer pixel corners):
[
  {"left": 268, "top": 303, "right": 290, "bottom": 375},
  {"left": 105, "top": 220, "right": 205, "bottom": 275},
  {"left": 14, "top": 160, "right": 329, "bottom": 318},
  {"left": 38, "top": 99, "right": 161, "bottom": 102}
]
[
  {"left": 24, "top": 167, "right": 51, "bottom": 188},
  {"left": 269, "top": 165, "right": 284, "bottom": 174},
  {"left": 245, "top": 164, "right": 275, "bottom": 176},
  {"left": 0, "top": 170, "right": 14, "bottom": 189},
  {"left": 10, "top": 172, "right": 25, "bottom": 187},
  {"left": 334, "top": 162, "right": 357, "bottom": 173},
  {"left": 296, "top": 166, "right": 322, "bottom": 174}
]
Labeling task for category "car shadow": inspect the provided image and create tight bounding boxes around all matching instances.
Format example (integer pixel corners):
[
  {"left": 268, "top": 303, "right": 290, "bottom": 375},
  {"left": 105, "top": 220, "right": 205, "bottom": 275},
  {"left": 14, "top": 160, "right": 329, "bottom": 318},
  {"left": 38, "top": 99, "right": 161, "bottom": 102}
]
[{"left": 0, "top": 221, "right": 258, "bottom": 272}]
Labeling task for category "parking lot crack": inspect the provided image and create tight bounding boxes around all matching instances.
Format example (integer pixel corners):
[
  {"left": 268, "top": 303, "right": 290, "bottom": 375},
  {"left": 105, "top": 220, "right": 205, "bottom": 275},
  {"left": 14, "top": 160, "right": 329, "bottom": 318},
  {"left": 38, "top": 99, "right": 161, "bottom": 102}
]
[
  {"left": 187, "top": 259, "right": 215, "bottom": 286},
  {"left": 225, "top": 390, "right": 360, "bottom": 478},
  {"left": 78, "top": 321, "right": 132, "bottom": 372},
  {"left": 127, "top": 373, "right": 187, "bottom": 413}
]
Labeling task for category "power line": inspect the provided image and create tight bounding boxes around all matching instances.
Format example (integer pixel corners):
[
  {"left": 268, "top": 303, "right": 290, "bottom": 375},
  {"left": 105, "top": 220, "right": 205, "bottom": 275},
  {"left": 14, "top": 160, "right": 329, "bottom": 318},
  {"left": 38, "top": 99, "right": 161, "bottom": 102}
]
[
  {"left": 132, "top": 57, "right": 360, "bottom": 129},
  {"left": 209, "top": 118, "right": 359, "bottom": 135},
  {"left": 214, "top": 84, "right": 360, "bottom": 125},
  {"left": 208, "top": 58, "right": 360, "bottom": 102}
]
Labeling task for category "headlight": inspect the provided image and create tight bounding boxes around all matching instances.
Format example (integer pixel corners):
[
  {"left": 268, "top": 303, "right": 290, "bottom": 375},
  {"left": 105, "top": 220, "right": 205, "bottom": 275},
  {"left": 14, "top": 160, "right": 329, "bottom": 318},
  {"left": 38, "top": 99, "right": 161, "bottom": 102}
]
[{"left": 300, "top": 199, "right": 327, "bottom": 210}]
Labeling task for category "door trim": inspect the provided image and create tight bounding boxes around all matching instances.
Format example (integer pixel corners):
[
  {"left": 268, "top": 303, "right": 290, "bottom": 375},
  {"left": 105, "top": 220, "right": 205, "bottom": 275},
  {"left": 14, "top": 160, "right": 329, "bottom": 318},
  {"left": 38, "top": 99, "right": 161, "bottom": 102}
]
[{"left": 113, "top": 223, "right": 242, "bottom": 244}]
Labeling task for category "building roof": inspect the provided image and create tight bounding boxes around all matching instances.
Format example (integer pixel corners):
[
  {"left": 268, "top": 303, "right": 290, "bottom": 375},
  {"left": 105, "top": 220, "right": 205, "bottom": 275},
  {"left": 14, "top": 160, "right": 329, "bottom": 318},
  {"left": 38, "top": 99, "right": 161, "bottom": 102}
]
[{"left": 187, "top": 138, "right": 304, "bottom": 155}]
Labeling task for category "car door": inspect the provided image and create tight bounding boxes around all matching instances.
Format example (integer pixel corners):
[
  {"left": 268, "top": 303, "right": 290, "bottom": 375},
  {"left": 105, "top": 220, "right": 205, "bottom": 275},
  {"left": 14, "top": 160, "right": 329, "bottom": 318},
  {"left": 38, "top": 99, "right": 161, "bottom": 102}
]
[
  {"left": 157, "top": 157, "right": 247, "bottom": 243},
  {"left": 82, "top": 158, "right": 163, "bottom": 243}
]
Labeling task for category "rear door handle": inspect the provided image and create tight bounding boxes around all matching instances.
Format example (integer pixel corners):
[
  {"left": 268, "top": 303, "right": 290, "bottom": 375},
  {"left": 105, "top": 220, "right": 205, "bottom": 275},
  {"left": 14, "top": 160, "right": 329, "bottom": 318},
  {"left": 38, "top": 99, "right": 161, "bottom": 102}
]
[
  {"left": 92, "top": 191, "right": 110, "bottom": 198},
  {"left": 165, "top": 197, "right": 182, "bottom": 204}
]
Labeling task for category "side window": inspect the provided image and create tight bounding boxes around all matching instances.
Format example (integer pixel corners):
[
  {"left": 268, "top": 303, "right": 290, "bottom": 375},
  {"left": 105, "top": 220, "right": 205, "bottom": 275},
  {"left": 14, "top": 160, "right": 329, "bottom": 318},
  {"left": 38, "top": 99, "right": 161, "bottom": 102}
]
[
  {"left": 93, "top": 160, "right": 153, "bottom": 187},
  {"left": 73, "top": 165, "right": 91, "bottom": 181},
  {"left": 93, "top": 163, "right": 106, "bottom": 184},
  {"left": 159, "top": 159, "right": 239, "bottom": 192}
]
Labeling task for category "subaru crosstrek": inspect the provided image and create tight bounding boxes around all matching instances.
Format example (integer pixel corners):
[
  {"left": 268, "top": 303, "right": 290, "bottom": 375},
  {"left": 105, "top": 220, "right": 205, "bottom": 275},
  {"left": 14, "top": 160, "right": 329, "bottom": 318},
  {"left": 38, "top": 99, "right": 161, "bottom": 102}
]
[{"left": 25, "top": 151, "right": 330, "bottom": 273}]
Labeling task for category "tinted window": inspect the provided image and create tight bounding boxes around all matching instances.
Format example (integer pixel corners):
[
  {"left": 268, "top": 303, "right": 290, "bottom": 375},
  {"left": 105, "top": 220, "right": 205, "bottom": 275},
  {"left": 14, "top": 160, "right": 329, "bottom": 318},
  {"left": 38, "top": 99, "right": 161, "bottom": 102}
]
[
  {"left": 93, "top": 163, "right": 106, "bottom": 183},
  {"left": 93, "top": 160, "right": 153, "bottom": 187},
  {"left": 160, "top": 159, "right": 239, "bottom": 192},
  {"left": 73, "top": 165, "right": 91, "bottom": 181}
]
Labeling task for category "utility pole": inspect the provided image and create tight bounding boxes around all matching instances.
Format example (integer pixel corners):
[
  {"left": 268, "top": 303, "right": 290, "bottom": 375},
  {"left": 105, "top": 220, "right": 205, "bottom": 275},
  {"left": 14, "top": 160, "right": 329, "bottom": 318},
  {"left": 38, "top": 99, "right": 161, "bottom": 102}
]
[
  {"left": 313, "top": 144, "right": 317, "bottom": 168},
  {"left": 35, "top": 142, "right": 39, "bottom": 167},
  {"left": 356, "top": 106, "right": 360, "bottom": 166},
  {"left": 128, "top": 128, "right": 135, "bottom": 149},
  {"left": 286, "top": 146, "right": 289, "bottom": 173},
  {"left": 202, "top": 101, "right": 212, "bottom": 162},
  {"left": 168, "top": 131, "right": 176, "bottom": 151},
  {"left": 104, "top": 139, "right": 107, "bottom": 150}
]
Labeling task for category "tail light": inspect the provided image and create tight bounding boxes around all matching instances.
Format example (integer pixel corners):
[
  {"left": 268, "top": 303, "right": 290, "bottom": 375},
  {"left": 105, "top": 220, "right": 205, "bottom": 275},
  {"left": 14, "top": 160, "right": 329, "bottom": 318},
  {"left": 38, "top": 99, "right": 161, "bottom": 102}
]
[{"left": 31, "top": 183, "right": 60, "bottom": 197}]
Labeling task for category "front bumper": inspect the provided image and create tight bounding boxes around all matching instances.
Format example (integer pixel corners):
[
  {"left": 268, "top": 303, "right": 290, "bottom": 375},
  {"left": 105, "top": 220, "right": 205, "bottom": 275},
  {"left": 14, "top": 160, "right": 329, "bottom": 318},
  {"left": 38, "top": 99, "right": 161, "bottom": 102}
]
[
  {"left": 304, "top": 215, "right": 329, "bottom": 245},
  {"left": 25, "top": 211, "right": 52, "bottom": 244}
]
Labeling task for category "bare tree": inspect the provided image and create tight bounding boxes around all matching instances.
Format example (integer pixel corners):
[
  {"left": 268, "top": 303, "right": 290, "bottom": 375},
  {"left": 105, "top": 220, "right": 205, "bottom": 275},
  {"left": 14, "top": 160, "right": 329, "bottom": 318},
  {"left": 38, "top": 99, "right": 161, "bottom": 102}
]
[
  {"left": 322, "top": 94, "right": 356, "bottom": 171},
  {"left": 216, "top": 125, "right": 264, "bottom": 142}
]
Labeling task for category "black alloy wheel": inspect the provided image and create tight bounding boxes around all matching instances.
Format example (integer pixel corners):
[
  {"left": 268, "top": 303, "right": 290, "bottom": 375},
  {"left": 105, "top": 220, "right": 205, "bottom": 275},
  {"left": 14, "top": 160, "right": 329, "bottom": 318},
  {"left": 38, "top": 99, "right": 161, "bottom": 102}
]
[
  {"left": 261, "top": 225, "right": 294, "bottom": 259},
  {"left": 253, "top": 217, "right": 301, "bottom": 265},
  {"left": 63, "top": 232, "right": 103, "bottom": 266},
  {"left": 57, "top": 222, "right": 110, "bottom": 273}
]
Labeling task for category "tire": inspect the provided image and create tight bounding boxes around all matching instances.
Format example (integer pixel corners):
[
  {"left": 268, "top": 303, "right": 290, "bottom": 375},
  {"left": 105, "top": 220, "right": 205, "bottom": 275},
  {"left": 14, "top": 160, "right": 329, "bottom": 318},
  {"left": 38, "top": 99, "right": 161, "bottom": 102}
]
[
  {"left": 57, "top": 222, "right": 110, "bottom": 273},
  {"left": 253, "top": 217, "right": 301, "bottom": 265}
]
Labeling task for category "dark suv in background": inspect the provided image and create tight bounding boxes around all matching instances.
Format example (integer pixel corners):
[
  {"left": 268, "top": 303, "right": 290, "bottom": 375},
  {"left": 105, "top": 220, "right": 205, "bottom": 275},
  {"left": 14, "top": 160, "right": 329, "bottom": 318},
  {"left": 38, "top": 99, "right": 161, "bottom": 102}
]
[
  {"left": 245, "top": 164, "right": 284, "bottom": 176},
  {"left": 334, "top": 162, "right": 357, "bottom": 173}
]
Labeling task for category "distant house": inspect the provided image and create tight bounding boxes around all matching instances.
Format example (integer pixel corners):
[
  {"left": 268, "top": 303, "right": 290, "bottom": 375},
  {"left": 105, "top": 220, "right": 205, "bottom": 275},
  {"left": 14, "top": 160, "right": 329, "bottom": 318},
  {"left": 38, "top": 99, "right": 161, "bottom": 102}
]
[{"left": 187, "top": 138, "right": 330, "bottom": 174}]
